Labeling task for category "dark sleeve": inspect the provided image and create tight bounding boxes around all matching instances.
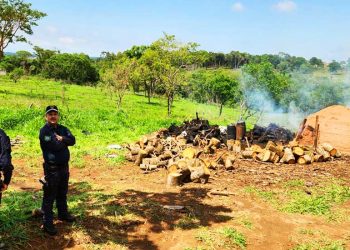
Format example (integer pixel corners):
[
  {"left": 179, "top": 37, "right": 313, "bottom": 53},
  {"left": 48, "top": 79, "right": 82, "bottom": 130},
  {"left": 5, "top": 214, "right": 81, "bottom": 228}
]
[
  {"left": 62, "top": 127, "right": 76, "bottom": 146},
  {"left": 39, "top": 128, "right": 66, "bottom": 152},
  {"left": 2, "top": 164, "right": 14, "bottom": 185},
  {"left": 0, "top": 132, "right": 11, "bottom": 168}
]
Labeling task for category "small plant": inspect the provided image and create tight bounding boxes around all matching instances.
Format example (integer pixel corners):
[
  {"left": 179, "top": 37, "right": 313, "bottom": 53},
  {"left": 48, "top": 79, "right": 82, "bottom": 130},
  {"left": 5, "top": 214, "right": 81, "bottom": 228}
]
[
  {"left": 9, "top": 67, "right": 24, "bottom": 83},
  {"left": 292, "top": 239, "right": 345, "bottom": 250},
  {"left": 196, "top": 227, "right": 247, "bottom": 249},
  {"left": 176, "top": 215, "right": 200, "bottom": 230},
  {"left": 220, "top": 227, "right": 247, "bottom": 249}
]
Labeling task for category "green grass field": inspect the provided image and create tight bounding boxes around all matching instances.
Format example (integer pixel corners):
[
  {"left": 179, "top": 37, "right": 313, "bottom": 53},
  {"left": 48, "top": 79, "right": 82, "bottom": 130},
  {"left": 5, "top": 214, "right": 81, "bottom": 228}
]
[{"left": 0, "top": 75, "right": 252, "bottom": 167}]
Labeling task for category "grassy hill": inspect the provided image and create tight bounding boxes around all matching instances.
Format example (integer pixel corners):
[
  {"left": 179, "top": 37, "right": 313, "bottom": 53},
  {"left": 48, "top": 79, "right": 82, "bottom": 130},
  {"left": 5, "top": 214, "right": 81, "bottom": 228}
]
[{"left": 0, "top": 75, "right": 251, "bottom": 167}]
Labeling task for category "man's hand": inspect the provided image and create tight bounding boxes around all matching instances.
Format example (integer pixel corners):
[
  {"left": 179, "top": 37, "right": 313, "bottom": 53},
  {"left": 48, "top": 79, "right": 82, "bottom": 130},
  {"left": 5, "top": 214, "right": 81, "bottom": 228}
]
[
  {"left": 1, "top": 184, "right": 8, "bottom": 192},
  {"left": 55, "top": 133, "right": 63, "bottom": 142}
]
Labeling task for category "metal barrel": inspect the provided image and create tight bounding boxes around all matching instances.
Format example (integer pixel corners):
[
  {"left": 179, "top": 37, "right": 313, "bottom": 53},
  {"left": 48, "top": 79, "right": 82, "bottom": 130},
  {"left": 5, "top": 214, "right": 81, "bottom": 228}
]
[{"left": 236, "top": 121, "right": 246, "bottom": 140}]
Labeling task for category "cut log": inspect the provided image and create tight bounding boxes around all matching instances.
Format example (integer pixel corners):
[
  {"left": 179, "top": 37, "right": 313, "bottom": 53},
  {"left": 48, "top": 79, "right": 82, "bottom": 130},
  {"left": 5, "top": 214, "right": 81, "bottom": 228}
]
[
  {"left": 265, "top": 141, "right": 276, "bottom": 150},
  {"left": 140, "top": 164, "right": 157, "bottom": 170},
  {"left": 272, "top": 154, "right": 280, "bottom": 164},
  {"left": 292, "top": 147, "right": 304, "bottom": 157},
  {"left": 125, "top": 153, "right": 136, "bottom": 162},
  {"left": 144, "top": 146, "right": 154, "bottom": 155},
  {"left": 257, "top": 150, "right": 271, "bottom": 162},
  {"left": 289, "top": 140, "right": 299, "bottom": 148},
  {"left": 135, "top": 150, "right": 148, "bottom": 165},
  {"left": 316, "top": 146, "right": 331, "bottom": 161},
  {"left": 156, "top": 161, "right": 168, "bottom": 167},
  {"left": 167, "top": 164, "right": 179, "bottom": 173},
  {"left": 208, "top": 138, "right": 221, "bottom": 148},
  {"left": 242, "top": 150, "right": 254, "bottom": 159},
  {"left": 178, "top": 138, "right": 187, "bottom": 146},
  {"left": 297, "top": 154, "right": 312, "bottom": 165},
  {"left": 304, "top": 151, "right": 315, "bottom": 163},
  {"left": 139, "top": 136, "right": 148, "bottom": 149},
  {"left": 142, "top": 157, "right": 160, "bottom": 165},
  {"left": 280, "top": 148, "right": 295, "bottom": 164},
  {"left": 224, "top": 157, "right": 235, "bottom": 170},
  {"left": 167, "top": 173, "right": 182, "bottom": 187},
  {"left": 276, "top": 145, "right": 285, "bottom": 158},
  {"left": 182, "top": 147, "right": 197, "bottom": 159},
  {"left": 128, "top": 145, "right": 141, "bottom": 155},
  {"left": 335, "top": 151, "right": 342, "bottom": 158},
  {"left": 154, "top": 143, "right": 164, "bottom": 155},
  {"left": 190, "top": 167, "right": 205, "bottom": 181},
  {"left": 252, "top": 151, "right": 259, "bottom": 160},
  {"left": 313, "top": 154, "right": 324, "bottom": 162},
  {"left": 231, "top": 140, "right": 242, "bottom": 153},
  {"left": 321, "top": 143, "right": 337, "bottom": 156},
  {"left": 203, "top": 146, "right": 214, "bottom": 154},
  {"left": 250, "top": 144, "right": 263, "bottom": 153},
  {"left": 227, "top": 139, "right": 235, "bottom": 151},
  {"left": 268, "top": 151, "right": 276, "bottom": 162},
  {"left": 160, "top": 150, "right": 173, "bottom": 160}
]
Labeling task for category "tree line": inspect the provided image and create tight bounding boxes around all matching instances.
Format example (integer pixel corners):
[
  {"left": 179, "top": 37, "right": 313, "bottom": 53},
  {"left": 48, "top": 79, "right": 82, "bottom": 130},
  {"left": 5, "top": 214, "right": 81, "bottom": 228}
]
[{"left": 0, "top": 0, "right": 348, "bottom": 116}]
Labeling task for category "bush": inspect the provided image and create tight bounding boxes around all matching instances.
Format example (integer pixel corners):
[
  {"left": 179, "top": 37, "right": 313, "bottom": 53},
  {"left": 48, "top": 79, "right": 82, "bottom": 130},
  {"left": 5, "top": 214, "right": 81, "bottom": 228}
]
[
  {"left": 9, "top": 68, "right": 24, "bottom": 83},
  {"left": 42, "top": 53, "right": 99, "bottom": 84}
]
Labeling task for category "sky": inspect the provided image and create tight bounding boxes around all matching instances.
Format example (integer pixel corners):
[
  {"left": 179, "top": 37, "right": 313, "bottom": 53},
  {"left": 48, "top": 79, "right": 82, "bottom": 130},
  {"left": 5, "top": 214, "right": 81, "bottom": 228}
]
[{"left": 6, "top": 0, "right": 350, "bottom": 62}]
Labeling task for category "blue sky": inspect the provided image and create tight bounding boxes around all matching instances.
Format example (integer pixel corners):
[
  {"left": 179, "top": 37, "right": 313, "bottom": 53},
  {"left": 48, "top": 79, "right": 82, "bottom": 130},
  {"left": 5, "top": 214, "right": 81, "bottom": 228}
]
[{"left": 7, "top": 0, "right": 350, "bottom": 61}]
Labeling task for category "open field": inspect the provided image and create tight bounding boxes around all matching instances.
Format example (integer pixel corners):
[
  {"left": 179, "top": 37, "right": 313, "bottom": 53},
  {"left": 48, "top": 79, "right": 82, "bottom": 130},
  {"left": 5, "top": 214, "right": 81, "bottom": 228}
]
[{"left": 1, "top": 76, "right": 350, "bottom": 250}]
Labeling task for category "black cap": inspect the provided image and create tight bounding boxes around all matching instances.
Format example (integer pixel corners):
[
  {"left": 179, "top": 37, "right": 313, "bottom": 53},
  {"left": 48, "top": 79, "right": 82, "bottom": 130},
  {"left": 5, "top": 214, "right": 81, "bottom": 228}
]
[{"left": 45, "top": 105, "right": 59, "bottom": 114}]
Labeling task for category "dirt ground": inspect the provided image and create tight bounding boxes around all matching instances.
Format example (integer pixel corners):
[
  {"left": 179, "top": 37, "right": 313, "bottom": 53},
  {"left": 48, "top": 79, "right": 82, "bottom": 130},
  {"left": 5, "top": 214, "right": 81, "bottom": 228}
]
[{"left": 9, "top": 154, "right": 350, "bottom": 250}]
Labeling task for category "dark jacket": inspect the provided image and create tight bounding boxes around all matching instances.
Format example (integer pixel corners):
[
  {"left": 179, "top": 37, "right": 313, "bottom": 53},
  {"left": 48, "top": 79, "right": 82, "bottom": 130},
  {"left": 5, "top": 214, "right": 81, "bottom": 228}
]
[
  {"left": 0, "top": 128, "right": 13, "bottom": 185},
  {"left": 39, "top": 123, "right": 76, "bottom": 166}
]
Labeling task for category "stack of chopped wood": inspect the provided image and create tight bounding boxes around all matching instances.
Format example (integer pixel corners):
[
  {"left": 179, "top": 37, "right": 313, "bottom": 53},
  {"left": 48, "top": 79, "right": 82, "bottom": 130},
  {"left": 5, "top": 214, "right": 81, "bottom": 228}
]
[
  {"left": 252, "top": 123, "right": 294, "bottom": 143},
  {"left": 167, "top": 147, "right": 211, "bottom": 186},
  {"left": 241, "top": 140, "right": 340, "bottom": 165}
]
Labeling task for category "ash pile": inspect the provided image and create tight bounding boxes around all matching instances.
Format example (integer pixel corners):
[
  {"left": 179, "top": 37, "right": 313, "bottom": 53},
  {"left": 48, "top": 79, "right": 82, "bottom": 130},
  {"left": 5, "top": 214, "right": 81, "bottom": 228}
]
[
  {"left": 251, "top": 123, "right": 294, "bottom": 143},
  {"left": 125, "top": 117, "right": 342, "bottom": 187}
]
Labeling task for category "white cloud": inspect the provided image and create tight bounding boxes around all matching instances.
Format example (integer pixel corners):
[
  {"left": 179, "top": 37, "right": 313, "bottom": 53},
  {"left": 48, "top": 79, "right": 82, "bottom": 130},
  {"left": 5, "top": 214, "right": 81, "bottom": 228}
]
[
  {"left": 232, "top": 2, "right": 245, "bottom": 12},
  {"left": 273, "top": 1, "right": 297, "bottom": 12}
]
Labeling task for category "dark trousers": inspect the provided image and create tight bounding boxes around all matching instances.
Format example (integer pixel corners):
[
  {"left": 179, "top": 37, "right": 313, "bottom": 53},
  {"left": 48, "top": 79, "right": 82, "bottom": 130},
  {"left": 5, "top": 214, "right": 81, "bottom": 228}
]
[{"left": 41, "top": 164, "right": 69, "bottom": 226}]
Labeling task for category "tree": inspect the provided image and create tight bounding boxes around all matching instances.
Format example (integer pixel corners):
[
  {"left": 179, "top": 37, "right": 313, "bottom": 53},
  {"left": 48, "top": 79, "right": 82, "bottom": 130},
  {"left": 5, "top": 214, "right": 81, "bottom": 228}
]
[
  {"left": 15, "top": 50, "right": 31, "bottom": 73},
  {"left": 136, "top": 48, "right": 161, "bottom": 103},
  {"left": 328, "top": 60, "right": 342, "bottom": 73},
  {"left": 0, "top": 0, "right": 46, "bottom": 59},
  {"left": 151, "top": 34, "right": 202, "bottom": 116},
  {"left": 189, "top": 69, "right": 241, "bottom": 116},
  {"left": 124, "top": 45, "right": 148, "bottom": 59},
  {"left": 209, "top": 70, "right": 240, "bottom": 116},
  {"left": 101, "top": 58, "right": 135, "bottom": 109},
  {"left": 309, "top": 57, "right": 324, "bottom": 68},
  {"left": 32, "top": 46, "right": 58, "bottom": 73},
  {"left": 43, "top": 53, "right": 99, "bottom": 84},
  {"left": 9, "top": 67, "right": 23, "bottom": 82}
]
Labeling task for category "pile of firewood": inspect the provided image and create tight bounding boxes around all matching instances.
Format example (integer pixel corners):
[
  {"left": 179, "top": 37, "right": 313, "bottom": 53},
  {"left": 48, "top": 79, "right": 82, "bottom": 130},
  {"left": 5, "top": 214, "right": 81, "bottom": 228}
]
[
  {"left": 252, "top": 123, "right": 294, "bottom": 143},
  {"left": 125, "top": 117, "right": 342, "bottom": 187},
  {"left": 241, "top": 140, "right": 340, "bottom": 164}
]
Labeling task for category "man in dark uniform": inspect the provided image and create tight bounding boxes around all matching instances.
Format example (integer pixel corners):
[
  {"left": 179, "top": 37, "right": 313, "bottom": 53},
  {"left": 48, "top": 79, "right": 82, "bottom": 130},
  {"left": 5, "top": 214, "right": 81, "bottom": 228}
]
[
  {"left": 39, "top": 105, "right": 76, "bottom": 235},
  {"left": 0, "top": 128, "right": 14, "bottom": 249},
  {"left": 0, "top": 128, "right": 13, "bottom": 193}
]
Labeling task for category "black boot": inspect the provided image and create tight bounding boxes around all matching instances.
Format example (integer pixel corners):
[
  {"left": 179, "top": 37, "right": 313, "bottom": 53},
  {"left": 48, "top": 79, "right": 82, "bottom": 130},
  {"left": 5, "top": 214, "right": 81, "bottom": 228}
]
[
  {"left": 58, "top": 213, "right": 76, "bottom": 223},
  {"left": 43, "top": 223, "right": 58, "bottom": 236}
]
